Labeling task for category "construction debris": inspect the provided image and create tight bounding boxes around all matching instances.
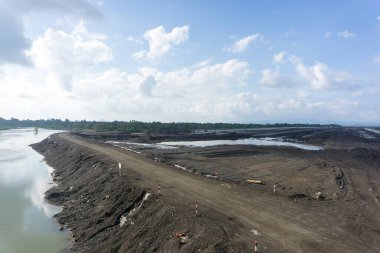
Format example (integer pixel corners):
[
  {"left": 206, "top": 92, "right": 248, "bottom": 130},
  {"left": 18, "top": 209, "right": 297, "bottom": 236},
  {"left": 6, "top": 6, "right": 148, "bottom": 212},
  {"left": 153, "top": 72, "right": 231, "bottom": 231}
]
[
  {"left": 173, "top": 232, "right": 189, "bottom": 244},
  {"left": 246, "top": 179, "right": 263, "bottom": 184}
]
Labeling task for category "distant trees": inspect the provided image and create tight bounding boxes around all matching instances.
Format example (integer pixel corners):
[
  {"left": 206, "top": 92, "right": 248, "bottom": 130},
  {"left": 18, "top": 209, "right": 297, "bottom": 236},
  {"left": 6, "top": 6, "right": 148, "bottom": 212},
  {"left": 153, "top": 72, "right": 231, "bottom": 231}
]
[{"left": 0, "top": 117, "right": 341, "bottom": 133}]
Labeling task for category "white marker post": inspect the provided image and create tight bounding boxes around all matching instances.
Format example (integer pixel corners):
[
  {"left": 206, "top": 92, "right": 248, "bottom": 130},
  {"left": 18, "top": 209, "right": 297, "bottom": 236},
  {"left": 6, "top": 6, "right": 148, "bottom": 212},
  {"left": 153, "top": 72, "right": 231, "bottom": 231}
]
[
  {"left": 118, "top": 163, "right": 122, "bottom": 176},
  {"left": 254, "top": 240, "right": 258, "bottom": 253},
  {"left": 158, "top": 184, "right": 161, "bottom": 196},
  {"left": 195, "top": 202, "right": 198, "bottom": 216},
  {"left": 273, "top": 184, "right": 276, "bottom": 195}
]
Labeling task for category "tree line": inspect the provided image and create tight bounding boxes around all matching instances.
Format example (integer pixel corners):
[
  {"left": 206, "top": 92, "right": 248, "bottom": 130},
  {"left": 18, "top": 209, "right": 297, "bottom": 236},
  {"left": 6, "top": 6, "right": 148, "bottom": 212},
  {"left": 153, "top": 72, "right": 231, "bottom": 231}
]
[{"left": 0, "top": 117, "right": 340, "bottom": 134}]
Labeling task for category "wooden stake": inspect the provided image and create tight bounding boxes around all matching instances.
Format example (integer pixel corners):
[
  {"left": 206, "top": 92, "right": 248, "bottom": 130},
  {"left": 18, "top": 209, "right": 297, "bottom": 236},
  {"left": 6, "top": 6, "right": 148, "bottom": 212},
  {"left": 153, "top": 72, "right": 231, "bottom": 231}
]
[{"left": 254, "top": 240, "right": 258, "bottom": 253}]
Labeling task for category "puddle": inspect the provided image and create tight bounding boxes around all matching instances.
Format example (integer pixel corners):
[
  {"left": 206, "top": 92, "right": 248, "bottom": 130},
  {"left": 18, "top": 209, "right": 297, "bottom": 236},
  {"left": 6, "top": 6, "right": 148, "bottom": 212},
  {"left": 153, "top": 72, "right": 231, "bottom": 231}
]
[
  {"left": 107, "top": 141, "right": 176, "bottom": 150},
  {"left": 159, "top": 137, "right": 323, "bottom": 151},
  {"left": 359, "top": 130, "right": 375, "bottom": 139},
  {"left": 365, "top": 128, "right": 380, "bottom": 135},
  {"left": 108, "top": 137, "right": 322, "bottom": 151}
]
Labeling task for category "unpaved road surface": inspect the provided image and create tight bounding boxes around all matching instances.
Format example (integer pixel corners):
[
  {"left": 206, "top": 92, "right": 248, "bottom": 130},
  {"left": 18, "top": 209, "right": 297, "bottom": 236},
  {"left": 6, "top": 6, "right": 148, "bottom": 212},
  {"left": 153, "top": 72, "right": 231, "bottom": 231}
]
[{"left": 57, "top": 132, "right": 380, "bottom": 253}]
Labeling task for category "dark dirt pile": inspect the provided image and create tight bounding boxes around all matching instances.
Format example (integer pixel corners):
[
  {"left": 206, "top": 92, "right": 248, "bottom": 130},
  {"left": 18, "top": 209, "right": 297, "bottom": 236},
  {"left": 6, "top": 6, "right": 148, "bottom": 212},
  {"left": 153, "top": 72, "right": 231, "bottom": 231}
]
[
  {"left": 32, "top": 136, "right": 247, "bottom": 253},
  {"left": 109, "top": 142, "right": 350, "bottom": 201}
]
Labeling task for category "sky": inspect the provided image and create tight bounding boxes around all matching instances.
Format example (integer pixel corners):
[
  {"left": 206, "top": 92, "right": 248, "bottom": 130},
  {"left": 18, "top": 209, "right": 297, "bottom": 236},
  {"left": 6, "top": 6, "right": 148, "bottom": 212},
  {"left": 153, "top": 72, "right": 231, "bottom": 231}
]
[{"left": 0, "top": 0, "right": 379, "bottom": 125}]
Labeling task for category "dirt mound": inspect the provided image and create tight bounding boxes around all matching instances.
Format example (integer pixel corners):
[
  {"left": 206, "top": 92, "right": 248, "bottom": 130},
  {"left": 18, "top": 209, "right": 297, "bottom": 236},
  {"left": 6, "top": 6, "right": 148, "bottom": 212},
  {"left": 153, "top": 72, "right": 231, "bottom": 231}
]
[{"left": 130, "top": 144, "right": 348, "bottom": 201}]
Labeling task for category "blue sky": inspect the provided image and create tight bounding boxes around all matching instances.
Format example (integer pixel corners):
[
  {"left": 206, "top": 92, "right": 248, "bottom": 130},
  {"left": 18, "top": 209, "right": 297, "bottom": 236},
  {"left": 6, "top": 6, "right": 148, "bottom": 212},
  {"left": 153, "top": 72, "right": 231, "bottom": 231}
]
[{"left": 0, "top": 0, "right": 379, "bottom": 125}]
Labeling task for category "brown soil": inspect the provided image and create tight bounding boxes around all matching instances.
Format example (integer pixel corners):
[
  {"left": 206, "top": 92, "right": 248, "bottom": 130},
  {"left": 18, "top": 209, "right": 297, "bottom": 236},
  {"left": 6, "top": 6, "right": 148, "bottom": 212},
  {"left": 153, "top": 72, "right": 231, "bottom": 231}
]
[{"left": 31, "top": 127, "right": 380, "bottom": 253}]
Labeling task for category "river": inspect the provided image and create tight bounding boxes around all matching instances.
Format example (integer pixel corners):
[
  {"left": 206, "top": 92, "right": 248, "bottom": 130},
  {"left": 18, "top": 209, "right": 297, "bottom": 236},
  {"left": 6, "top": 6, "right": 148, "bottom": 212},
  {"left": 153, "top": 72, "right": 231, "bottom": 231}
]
[{"left": 0, "top": 128, "right": 67, "bottom": 253}]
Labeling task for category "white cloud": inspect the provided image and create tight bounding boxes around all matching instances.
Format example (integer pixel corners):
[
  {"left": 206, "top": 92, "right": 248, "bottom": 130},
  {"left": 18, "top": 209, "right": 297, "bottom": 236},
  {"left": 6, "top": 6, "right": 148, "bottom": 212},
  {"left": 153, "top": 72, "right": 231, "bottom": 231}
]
[
  {"left": 0, "top": 63, "right": 88, "bottom": 120},
  {"left": 361, "top": 110, "right": 379, "bottom": 121},
  {"left": 245, "top": 97, "right": 361, "bottom": 122},
  {"left": 295, "top": 62, "right": 330, "bottom": 89},
  {"left": 337, "top": 29, "right": 355, "bottom": 39},
  {"left": 334, "top": 70, "right": 353, "bottom": 83},
  {"left": 377, "top": 16, "right": 380, "bottom": 22},
  {"left": 131, "top": 50, "right": 146, "bottom": 60},
  {"left": 259, "top": 68, "right": 280, "bottom": 86},
  {"left": 306, "top": 99, "right": 358, "bottom": 114},
  {"left": 132, "top": 25, "right": 189, "bottom": 60},
  {"left": 27, "top": 21, "right": 112, "bottom": 90},
  {"left": 276, "top": 98, "right": 301, "bottom": 110},
  {"left": 296, "top": 90, "right": 309, "bottom": 98},
  {"left": 188, "top": 59, "right": 250, "bottom": 86},
  {"left": 295, "top": 61, "right": 353, "bottom": 90},
  {"left": 126, "top": 36, "right": 144, "bottom": 45},
  {"left": 273, "top": 51, "right": 287, "bottom": 63},
  {"left": 226, "top": 34, "right": 264, "bottom": 53},
  {"left": 192, "top": 58, "right": 213, "bottom": 68},
  {"left": 372, "top": 53, "right": 380, "bottom": 64},
  {"left": 352, "top": 90, "right": 363, "bottom": 97},
  {"left": 262, "top": 52, "right": 355, "bottom": 90},
  {"left": 324, "top": 31, "right": 332, "bottom": 38},
  {"left": 259, "top": 67, "right": 294, "bottom": 88}
]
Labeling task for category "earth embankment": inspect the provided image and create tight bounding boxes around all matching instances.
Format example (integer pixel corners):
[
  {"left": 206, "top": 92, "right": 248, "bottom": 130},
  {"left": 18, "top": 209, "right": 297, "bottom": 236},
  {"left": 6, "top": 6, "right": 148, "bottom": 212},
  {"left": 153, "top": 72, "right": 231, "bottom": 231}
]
[{"left": 32, "top": 129, "right": 380, "bottom": 253}]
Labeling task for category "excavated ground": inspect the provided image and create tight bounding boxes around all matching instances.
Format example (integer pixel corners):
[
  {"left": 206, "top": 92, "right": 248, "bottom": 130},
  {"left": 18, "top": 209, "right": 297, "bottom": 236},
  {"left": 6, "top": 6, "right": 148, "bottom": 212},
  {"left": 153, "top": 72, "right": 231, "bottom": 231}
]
[{"left": 32, "top": 127, "right": 380, "bottom": 253}]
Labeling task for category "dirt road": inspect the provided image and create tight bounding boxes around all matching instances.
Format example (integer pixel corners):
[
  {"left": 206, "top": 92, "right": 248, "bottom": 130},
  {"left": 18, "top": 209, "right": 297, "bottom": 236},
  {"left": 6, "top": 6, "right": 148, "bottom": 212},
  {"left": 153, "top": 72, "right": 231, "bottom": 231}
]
[{"left": 57, "top": 133, "right": 375, "bottom": 253}]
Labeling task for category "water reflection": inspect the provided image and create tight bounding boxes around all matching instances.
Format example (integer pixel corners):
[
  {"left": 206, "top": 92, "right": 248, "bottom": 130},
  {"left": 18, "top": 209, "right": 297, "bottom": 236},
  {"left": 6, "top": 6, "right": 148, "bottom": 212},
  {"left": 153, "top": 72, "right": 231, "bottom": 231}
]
[
  {"left": 25, "top": 175, "right": 61, "bottom": 218},
  {"left": 0, "top": 128, "right": 67, "bottom": 253}
]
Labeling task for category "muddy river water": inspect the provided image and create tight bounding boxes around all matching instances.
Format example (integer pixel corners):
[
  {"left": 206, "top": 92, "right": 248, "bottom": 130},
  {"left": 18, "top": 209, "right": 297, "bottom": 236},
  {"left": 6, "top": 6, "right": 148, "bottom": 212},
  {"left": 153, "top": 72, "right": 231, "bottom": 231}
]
[{"left": 0, "top": 128, "right": 67, "bottom": 253}]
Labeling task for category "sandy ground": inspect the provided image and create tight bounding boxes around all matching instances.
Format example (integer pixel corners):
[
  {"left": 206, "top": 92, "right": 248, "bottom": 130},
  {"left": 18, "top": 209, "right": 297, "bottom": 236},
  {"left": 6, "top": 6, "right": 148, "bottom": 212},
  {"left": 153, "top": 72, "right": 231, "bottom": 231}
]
[{"left": 32, "top": 127, "right": 380, "bottom": 252}]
